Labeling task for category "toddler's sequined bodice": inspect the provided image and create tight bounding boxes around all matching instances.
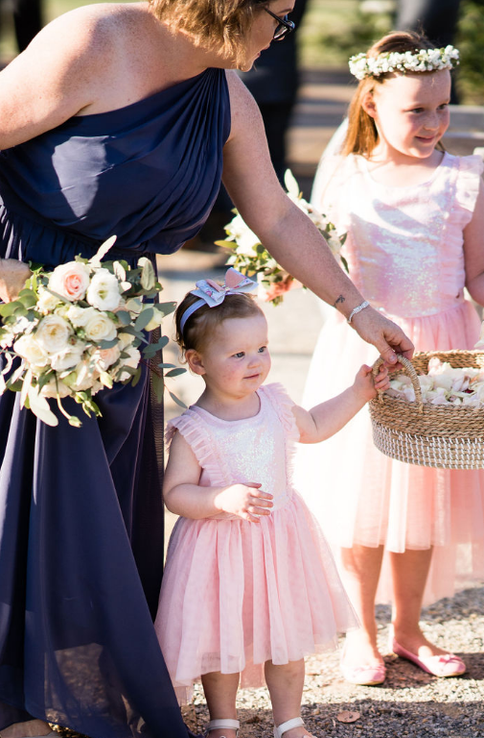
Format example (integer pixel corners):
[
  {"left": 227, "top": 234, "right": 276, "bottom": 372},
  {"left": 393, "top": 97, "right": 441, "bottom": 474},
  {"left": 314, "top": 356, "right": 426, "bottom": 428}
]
[
  {"left": 170, "top": 385, "right": 298, "bottom": 513},
  {"left": 325, "top": 153, "right": 482, "bottom": 318}
]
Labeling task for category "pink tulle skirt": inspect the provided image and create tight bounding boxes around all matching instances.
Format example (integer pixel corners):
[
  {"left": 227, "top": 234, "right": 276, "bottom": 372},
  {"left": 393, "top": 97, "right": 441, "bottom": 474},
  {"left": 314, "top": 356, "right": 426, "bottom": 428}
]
[
  {"left": 155, "top": 492, "right": 358, "bottom": 703},
  {"left": 294, "top": 300, "right": 484, "bottom": 605}
]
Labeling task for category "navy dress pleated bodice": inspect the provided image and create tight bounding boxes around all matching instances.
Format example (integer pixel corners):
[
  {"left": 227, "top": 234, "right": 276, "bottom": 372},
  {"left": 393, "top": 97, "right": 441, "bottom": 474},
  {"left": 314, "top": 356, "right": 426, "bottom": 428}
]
[{"left": 0, "top": 67, "right": 230, "bottom": 738}]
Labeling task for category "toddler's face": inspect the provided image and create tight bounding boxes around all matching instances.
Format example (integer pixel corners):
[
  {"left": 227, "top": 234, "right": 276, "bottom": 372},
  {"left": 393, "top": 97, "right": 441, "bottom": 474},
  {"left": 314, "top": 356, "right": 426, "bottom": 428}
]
[
  {"left": 365, "top": 69, "right": 451, "bottom": 161},
  {"left": 196, "top": 314, "right": 271, "bottom": 399}
]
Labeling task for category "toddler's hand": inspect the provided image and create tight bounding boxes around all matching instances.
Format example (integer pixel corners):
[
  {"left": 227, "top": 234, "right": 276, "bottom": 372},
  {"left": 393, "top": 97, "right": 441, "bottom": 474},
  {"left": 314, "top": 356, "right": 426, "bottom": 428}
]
[
  {"left": 214, "top": 482, "right": 273, "bottom": 523},
  {"left": 354, "top": 363, "right": 390, "bottom": 401}
]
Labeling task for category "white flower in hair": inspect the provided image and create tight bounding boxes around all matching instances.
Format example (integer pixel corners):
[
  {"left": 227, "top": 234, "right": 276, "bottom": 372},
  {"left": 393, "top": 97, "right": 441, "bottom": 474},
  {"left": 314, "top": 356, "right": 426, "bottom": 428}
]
[{"left": 349, "top": 45, "right": 460, "bottom": 80}]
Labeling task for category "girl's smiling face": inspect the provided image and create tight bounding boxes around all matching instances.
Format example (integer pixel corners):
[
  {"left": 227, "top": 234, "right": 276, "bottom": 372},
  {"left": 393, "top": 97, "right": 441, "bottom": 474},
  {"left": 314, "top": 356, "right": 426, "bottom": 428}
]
[
  {"left": 363, "top": 69, "right": 451, "bottom": 162},
  {"left": 187, "top": 314, "right": 271, "bottom": 401}
]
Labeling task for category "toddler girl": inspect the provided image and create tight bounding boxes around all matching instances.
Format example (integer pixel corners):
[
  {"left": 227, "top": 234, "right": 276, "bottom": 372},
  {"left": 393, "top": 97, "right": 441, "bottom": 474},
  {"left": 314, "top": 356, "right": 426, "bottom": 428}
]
[
  {"left": 295, "top": 31, "right": 484, "bottom": 685},
  {"left": 155, "top": 268, "right": 389, "bottom": 738}
]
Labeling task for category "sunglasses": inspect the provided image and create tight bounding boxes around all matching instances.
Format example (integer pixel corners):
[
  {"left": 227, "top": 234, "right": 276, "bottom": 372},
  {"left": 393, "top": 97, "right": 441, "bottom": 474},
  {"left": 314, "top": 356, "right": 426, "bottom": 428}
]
[{"left": 263, "top": 7, "right": 296, "bottom": 41}]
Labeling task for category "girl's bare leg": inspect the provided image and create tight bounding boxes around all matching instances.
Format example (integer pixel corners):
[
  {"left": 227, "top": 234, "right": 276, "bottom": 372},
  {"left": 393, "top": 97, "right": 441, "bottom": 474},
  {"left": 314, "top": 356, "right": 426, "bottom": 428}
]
[
  {"left": 340, "top": 544, "right": 385, "bottom": 665},
  {"left": 391, "top": 547, "right": 449, "bottom": 657},
  {"left": 201, "top": 671, "right": 240, "bottom": 738},
  {"left": 265, "top": 659, "right": 312, "bottom": 738}
]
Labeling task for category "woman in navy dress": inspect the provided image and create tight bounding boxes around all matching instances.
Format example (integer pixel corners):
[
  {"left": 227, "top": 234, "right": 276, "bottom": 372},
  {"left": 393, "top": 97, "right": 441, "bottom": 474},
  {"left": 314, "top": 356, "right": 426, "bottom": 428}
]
[{"left": 0, "top": 2, "right": 413, "bottom": 738}]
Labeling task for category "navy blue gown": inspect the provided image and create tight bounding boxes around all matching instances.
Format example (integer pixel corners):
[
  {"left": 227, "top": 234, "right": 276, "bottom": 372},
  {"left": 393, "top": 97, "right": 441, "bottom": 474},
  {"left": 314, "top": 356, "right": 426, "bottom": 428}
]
[{"left": 0, "top": 68, "right": 230, "bottom": 738}]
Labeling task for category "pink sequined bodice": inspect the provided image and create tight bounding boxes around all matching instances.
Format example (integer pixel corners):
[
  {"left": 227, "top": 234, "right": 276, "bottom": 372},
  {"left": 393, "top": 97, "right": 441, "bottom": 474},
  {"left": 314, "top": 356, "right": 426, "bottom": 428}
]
[
  {"left": 166, "top": 384, "right": 299, "bottom": 513},
  {"left": 323, "top": 152, "right": 482, "bottom": 318}
]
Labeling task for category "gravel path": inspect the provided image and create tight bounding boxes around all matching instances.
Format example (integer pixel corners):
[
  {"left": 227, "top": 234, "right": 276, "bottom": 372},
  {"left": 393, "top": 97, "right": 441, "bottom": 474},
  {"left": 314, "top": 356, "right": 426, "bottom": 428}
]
[{"left": 180, "top": 582, "right": 484, "bottom": 738}]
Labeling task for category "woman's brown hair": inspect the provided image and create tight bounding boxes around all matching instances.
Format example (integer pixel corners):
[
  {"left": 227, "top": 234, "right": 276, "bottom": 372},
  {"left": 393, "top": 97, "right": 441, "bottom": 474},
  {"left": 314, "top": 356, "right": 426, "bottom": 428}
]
[
  {"left": 343, "top": 31, "right": 443, "bottom": 157},
  {"left": 149, "top": 0, "right": 269, "bottom": 67}
]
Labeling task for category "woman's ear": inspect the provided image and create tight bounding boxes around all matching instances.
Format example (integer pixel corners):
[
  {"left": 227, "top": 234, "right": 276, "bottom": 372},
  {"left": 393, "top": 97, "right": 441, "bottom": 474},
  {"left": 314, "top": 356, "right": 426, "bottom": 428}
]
[
  {"left": 186, "top": 349, "right": 206, "bottom": 376},
  {"left": 362, "top": 90, "right": 377, "bottom": 119}
]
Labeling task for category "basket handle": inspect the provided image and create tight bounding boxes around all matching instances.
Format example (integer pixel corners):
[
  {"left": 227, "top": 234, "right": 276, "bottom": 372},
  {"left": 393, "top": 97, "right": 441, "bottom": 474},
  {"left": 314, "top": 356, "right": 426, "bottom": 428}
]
[{"left": 372, "top": 355, "right": 424, "bottom": 411}]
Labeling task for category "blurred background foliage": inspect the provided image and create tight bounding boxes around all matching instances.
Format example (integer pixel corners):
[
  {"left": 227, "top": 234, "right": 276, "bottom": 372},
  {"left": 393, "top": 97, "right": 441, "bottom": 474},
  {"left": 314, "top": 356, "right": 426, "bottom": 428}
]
[
  {"left": 0, "top": 0, "right": 482, "bottom": 103},
  {"left": 298, "top": 0, "right": 484, "bottom": 104}
]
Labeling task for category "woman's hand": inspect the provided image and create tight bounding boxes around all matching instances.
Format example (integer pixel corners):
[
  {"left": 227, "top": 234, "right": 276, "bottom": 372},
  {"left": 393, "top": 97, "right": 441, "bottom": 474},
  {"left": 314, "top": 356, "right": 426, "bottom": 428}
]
[
  {"left": 0, "top": 259, "right": 32, "bottom": 302},
  {"left": 214, "top": 482, "right": 273, "bottom": 523},
  {"left": 351, "top": 306, "right": 414, "bottom": 365}
]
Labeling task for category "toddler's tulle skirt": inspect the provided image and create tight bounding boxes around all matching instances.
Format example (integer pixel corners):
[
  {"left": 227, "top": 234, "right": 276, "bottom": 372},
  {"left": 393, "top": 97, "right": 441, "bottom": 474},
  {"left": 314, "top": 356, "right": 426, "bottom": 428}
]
[
  {"left": 294, "top": 299, "right": 484, "bottom": 605},
  {"left": 155, "top": 492, "right": 358, "bottom": 703}
]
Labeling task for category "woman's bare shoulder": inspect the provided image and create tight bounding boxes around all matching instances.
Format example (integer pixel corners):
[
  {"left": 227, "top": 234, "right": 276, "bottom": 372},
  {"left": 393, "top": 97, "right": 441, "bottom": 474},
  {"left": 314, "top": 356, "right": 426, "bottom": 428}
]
[
  {"left": 27, "top": 3, "right": 152, "bottom": 62},
  {"left": 0, "top": 3, "right": 154, "bottom": 147}
]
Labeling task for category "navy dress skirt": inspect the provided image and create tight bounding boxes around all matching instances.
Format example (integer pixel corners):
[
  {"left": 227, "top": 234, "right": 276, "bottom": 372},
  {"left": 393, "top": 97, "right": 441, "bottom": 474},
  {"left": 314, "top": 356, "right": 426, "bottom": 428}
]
[{"left": 0, "top": 68, "right": 230, "bottom": 738}]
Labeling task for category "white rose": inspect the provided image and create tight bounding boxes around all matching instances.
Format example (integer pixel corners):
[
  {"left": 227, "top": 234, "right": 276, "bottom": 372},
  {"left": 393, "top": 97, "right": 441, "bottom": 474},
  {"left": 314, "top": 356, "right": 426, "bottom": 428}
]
[
  {"left": 117, "top": 346, "right": 141, "bottom": 382},
  {"left": 48, "top": 261, "right": 91, "bottom": 302},
  {"left": 84, "top": 312, "right": 117, "bottom": 343},
  {"left": 34, "top": 315, "right": 72, "bottom": 354},
  {"left": 14, "top": 334, "right": 49, "bottom": 367},
  {"left": 86, "top": 269, "right": 122, "bottom": 311},
  {"left": 66, "top": 305, "right": 98, "bottom": 328},
  {"left": 50, "top": 341, "right": 87, "bottom": 372},
  {"left": 36, "top": 288, "right": 62, "bottom": 315},
  {"left": 92, "top": 345, "right": 121, "bottom": 372}
]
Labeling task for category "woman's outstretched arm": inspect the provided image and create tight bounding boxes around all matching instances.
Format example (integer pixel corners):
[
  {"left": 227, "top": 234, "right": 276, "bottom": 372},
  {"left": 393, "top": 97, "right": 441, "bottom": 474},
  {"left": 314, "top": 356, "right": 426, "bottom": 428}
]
[{"left": 222, "top": 72, "right": 414, "bottom": 365}]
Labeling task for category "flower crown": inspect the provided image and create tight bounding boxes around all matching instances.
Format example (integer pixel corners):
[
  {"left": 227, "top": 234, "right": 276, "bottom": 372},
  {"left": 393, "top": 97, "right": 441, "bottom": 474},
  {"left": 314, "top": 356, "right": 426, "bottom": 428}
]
[{"left": 349, "top": 45, "right": 460, "bottom": 81}]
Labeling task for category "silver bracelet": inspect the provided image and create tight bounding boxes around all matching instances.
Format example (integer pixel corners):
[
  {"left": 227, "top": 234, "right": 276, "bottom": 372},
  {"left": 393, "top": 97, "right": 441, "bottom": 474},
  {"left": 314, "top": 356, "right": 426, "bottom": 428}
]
[{"left": 347, "top": 300, "right": 370, "bottom": 325}]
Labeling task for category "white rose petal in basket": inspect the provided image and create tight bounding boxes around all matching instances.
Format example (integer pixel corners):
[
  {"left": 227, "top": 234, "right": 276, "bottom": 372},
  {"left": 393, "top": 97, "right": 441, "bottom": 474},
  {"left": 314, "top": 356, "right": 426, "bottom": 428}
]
[{"left": 369, "top": 351, "right": 484, "bottom": 470}]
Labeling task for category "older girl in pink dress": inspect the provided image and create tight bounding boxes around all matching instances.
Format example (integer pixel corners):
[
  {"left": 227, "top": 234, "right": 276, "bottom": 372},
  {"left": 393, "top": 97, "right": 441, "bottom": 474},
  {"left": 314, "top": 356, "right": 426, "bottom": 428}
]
[
  {"left": 154, "top": 270, "right": 389, "bottom": 738},
  {"left": 295, "top": 30, "right": 484, "bottom": 686}
]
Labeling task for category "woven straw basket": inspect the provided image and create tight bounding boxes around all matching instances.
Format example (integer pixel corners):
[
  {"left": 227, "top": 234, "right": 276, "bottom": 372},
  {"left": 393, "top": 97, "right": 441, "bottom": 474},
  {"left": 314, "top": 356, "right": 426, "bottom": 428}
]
[{"left": 369, "top": 350, "right": 484, "bottom": 470}]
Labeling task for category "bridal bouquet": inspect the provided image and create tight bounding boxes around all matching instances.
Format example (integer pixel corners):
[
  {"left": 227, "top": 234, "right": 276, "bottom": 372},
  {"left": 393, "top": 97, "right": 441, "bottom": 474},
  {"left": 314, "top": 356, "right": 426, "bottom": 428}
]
[
  {"left": 217, "top": 170, "right": 347, "bottom": 305},
  {"left": 386, "top": 357, "right": 484, "bottom": 407},
  {"left": 0, "top": 237, "right": 181, "bottom": 427}
]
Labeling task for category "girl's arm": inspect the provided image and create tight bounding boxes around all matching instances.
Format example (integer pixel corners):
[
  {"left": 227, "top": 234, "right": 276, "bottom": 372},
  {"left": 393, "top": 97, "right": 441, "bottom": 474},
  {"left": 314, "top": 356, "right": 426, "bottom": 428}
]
[
  {"left": 293, "top": 364, "right": 389, "bottom": 444},
  {"left": 164, "top": 431, "right": 273, "bottom": 523},
  {"left": 464, "top": 180, "right": 484, "bottom": 306},
  {"left": 222, "top": 72, "right": 414, "bottom": 366}
]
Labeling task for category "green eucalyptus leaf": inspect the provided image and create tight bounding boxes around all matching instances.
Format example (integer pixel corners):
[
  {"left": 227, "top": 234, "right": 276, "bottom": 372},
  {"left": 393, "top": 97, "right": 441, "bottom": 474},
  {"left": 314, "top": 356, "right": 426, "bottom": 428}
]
[
  {"left": 168, "top": 390, "right": 187, "bottom": 409},
  {"left": 165, "top": 367, "right": 186, "bottom": 378},
  {"left": 135, "top": 308, "right": 154, "bottom": 331},
  {"left": 131, "top": 366, "right": 142, "bottom": 387}
]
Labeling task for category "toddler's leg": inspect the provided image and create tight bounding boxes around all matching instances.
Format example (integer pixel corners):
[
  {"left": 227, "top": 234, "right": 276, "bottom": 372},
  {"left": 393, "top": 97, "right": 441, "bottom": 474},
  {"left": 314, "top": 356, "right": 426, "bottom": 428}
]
[
  {"left": 201, "top": 672, "right": 239, "bottom": 738},
  {"left": 265, "top": 659, "right": 314, "bottom": 738}
]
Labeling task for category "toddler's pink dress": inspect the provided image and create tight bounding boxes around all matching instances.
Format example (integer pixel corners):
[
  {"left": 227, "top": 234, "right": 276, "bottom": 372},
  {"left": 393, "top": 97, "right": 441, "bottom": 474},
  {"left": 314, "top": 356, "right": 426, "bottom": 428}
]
[
  {"left": 155, "top": 383, "right": 358, "bottom": 703},
  {"left": 295, "top": 151, "right": 484, "bottom": 605}
]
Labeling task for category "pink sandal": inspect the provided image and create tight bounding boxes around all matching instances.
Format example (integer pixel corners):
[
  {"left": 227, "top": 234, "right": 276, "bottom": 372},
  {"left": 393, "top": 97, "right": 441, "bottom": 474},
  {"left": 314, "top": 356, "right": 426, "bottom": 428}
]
[
  {"left": 340, "top": 642, "right": 386, "bottom": 686},
  {"left": 390, "top": 635, "right": 466, "bottom": 677}
]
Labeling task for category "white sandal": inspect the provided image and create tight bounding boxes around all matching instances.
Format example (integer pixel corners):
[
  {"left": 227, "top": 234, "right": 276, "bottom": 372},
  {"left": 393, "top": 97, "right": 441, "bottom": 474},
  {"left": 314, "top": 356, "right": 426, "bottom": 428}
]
[
  {"left": 206, "top": 718, "right": 240, "bottom": 738},
  {"left": 274, "top": 717, "right": 313, "bottom": 738}
]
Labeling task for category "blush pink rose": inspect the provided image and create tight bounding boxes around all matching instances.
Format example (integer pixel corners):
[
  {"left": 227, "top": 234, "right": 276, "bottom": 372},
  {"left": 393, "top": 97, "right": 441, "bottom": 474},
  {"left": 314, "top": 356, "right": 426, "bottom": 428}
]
[{"left": 48, "top": 261, "right": 91, "bottom": 302}]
